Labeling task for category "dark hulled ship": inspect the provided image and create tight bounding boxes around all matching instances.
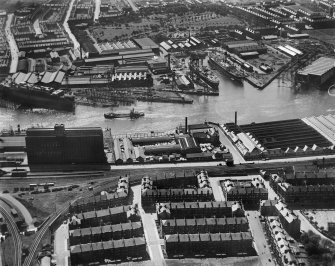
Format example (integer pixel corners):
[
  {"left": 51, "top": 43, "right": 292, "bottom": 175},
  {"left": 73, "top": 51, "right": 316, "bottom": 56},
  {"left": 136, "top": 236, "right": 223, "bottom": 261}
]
[
  {"left": 208, "top": 54, "right": 246, "bottom": 82},
  {"left": 189, "top": 62, "right": 220, "bottom": 90},
  {"left": 0, "top": 78, "right": 75, "bottom": 111}
]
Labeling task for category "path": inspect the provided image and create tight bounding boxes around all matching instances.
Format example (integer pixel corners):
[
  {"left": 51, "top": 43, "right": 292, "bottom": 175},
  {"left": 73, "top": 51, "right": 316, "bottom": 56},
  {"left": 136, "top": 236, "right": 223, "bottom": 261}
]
[
  {"left": 0, "top": 193, "right": 35, "bottom": 230},
  {"left": 5, "top": 13, "right": 19, "bottom": 74},
  {"left": 208, "top": 177, "right": 224, "bottom": 201}
]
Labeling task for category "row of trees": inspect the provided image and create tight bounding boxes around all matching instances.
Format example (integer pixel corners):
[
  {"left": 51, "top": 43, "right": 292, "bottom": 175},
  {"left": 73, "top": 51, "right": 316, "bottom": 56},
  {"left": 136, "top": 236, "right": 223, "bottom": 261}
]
[{"left": 301, "top": 230, "right": 335, "bottom": 266}]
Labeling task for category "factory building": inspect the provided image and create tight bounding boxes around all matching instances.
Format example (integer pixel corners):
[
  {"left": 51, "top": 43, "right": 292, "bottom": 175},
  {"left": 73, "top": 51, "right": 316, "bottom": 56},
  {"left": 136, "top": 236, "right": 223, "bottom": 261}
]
[
  {"left": 26, "top": 124, "right": 106, "bottom": 164},
  {"left": 297, "top": 57, "right": 335, "bottom": 86}
]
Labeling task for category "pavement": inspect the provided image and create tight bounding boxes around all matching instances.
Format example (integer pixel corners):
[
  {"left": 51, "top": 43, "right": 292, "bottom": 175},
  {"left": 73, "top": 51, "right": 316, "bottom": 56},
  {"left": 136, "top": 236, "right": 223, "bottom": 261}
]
[
  {"left": 5, "top": 13, "right": 19, "bottom": 74},
  {"left": 246, "top": 211, "right": 275, "bottom": 266},
  {"left": 54, "top": 223, "right": 70, "bottom": 266},
  {"left": 132, "top": 185, "right": 165, "bottom": 266},
  {"left": 0, "top": 193, "right": 35, "bottom": 230}
]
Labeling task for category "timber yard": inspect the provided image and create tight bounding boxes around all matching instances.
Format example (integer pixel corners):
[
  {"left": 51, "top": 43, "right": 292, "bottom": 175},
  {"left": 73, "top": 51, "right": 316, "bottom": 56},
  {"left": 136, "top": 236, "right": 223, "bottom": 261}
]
[{"left": 2, "top": 0, "right": 335, "bottom": 266}]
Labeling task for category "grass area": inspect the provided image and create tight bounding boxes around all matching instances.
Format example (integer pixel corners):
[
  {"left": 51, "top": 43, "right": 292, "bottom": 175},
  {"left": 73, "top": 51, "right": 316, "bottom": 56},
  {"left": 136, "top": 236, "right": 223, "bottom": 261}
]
[
  {"left": 166, "top": 256, "right": 260, "bottom": 266},
  {"left": 15, "top": 187, "right": 87, "bottom": 225},
  {"left": 2, "top": 236, "right": 15, "bottom": 266}
]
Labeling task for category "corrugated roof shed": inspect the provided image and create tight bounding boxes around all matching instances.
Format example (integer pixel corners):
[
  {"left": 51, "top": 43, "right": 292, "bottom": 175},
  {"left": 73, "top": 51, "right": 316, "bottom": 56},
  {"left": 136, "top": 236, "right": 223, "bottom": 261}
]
[{"left": 299, "top": 57, "right": 335, "bottom": 76}]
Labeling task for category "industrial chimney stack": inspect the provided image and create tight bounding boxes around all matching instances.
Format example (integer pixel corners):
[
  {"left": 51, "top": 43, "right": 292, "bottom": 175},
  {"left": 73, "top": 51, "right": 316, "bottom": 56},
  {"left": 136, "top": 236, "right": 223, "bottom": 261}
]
[
  {"left": 185, "top": 117, "right": 188, "bottom": 134},
  {"left": 235, "top": 111, "right": 237, "bottom": 126}
]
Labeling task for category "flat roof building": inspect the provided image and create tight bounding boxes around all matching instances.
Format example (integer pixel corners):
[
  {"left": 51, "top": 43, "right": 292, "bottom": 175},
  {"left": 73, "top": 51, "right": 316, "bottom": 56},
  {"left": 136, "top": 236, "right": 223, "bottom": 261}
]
[{"left": 26, "top": 124, "right": 106, "bottom": 164}]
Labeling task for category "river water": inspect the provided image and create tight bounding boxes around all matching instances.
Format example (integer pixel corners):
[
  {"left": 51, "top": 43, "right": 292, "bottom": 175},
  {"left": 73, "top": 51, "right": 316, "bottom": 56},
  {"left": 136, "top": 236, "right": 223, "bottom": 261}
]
[{"left": 0, "top": 76, "right": 334, "bottom": 135}]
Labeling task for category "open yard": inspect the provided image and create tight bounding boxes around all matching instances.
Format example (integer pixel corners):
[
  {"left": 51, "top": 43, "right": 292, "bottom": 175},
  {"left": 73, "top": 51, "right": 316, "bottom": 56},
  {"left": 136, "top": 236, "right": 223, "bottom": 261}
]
[{"left": 302, "top": 210, "right": 335, "bottom": 231}]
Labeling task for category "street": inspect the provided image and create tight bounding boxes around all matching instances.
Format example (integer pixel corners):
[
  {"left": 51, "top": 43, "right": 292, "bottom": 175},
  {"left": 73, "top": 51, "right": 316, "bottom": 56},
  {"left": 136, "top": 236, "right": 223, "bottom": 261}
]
[
  {"left": 246, "top": 210, "right": 275, "bottom": 266},
  {"left": 5, "top": 14, "right": 18, "bottom": 74},
  {"left": 132, "top": 186, "right": 165, "bottom": 266}
]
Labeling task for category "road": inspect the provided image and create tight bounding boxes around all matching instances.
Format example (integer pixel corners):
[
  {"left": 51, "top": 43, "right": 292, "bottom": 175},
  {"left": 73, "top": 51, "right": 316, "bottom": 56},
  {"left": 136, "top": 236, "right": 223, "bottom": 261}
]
[
  {"left": 0, "top": 201, "right": 22, "bottom": 266},
  {"left": 132, "top": 185, "right": 165, "bottom": 265},
  {"left": 246, "top": 211, "right": 275, "bottom": 266},
  {"left": 94, "top": 0, "right": 101, "bottom": 22},
  {"left": 63, "top": 0, "right": 80, "bottom": 50},
  {"left": 0, "top": 193, "right": 35, "bottom": 230},
  {"left": 208, "top": 177, "right": 225, "bottom": 201},
  {"left": 211, "top": 124, "right": 246, "bottom": 164},
  {"left": 124, "top": 0, "right": 138, "bottom": 12},
  {"left": 5, "top": 13, "right": 19, "bottom": 74},
  {"left": 54, "top": 223, "right": 70, "bottom": 266}
]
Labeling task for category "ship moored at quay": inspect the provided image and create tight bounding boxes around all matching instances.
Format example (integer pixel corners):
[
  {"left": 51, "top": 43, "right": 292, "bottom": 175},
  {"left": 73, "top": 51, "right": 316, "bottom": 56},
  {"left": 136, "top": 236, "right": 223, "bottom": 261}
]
[
  {"left": 189, "top": 62, "right": 220, "bottom": 90},
  {"left": 208, "top": 54, "right": 246, "bottom": 83},
  {"left": 0, "top": 78, "right": 75, "bottom": 112}
]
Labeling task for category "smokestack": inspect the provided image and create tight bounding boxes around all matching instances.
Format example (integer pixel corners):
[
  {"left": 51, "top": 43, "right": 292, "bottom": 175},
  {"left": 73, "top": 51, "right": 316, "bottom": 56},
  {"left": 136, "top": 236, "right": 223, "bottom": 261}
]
[
  {"left": 185, "top": 117, "right": 188, "bottom": 134},
  {"left": 235, "top": 111, "right": 237, "bottom": 126},
  {"left": 80, "top": 43, "right": 82, "bottom": 60},
  {"left": 167, "top": 54, "right": 171, "bottom": 70}
]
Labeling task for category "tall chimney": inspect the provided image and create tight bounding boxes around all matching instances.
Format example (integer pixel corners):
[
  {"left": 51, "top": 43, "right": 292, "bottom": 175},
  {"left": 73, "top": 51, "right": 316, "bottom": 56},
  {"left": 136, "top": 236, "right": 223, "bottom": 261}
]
[
  {"left": 80, "top": 43, "right": 82, "bottom": 60},
  {"left": 167, "top": 53, "right": 171, "bottom": 70},
  {"left": 235, "top": 111, "right": 237, "bottom": 126},
  {"left": 185, "top": 117, "right": 188, "bottom": 134}
]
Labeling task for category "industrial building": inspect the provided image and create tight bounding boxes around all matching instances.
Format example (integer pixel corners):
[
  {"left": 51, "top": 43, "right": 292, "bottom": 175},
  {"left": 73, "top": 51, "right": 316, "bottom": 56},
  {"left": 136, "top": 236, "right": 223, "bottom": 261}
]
[
  {"left": 26, "top": 124, "right": 106, "bottom": 164},
  {"left": 164, "top": 232, "right": 254, "bottom": 257},
  {"left": 297, "top": 57, "right": 335, "bottom": 87},
  {"left": 223, "top": 118, "right": 333, "bottom": 160}
]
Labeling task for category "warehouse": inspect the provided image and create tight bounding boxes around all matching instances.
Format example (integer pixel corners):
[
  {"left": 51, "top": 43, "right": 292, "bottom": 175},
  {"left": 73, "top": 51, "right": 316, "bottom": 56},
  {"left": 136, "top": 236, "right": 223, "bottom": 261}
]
[{"left": 297, "top": 57, "right": 335, "bottom": 86}]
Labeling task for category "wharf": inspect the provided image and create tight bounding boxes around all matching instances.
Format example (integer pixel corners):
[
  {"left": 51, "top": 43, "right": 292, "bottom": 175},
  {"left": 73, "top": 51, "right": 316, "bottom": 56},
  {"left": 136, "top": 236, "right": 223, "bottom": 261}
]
[{"left": 137, "top": 95, "right": 193, "bottom": 104}]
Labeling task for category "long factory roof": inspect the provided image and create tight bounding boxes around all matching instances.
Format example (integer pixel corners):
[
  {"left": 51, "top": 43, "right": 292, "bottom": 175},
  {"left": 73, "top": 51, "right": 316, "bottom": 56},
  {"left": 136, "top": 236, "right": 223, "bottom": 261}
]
[{"left": 299, "top": 57, "right": 335, "bottom": 77}]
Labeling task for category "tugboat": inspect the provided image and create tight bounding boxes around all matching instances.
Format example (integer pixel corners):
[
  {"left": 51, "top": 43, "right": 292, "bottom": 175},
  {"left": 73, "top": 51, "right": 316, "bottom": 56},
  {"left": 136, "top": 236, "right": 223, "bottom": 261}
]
[
  {"left": 189, "top": 62, "right": 220, "bottom": 90},
  {"left": 104, "top": 108, "right": 144, "bottom": 119}
]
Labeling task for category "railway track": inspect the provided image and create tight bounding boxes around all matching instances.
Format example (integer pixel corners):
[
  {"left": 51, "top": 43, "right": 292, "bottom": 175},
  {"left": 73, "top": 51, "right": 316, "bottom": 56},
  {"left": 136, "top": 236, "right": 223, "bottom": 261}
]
[{"left": 0, "top": 203, "right": 22, "bottom": 266}]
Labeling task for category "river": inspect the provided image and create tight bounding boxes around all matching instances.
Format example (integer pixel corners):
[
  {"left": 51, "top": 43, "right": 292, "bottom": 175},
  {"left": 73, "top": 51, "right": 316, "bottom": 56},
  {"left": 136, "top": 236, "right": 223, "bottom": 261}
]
[{"left": 0, "top": 76, "right": 334, "bottom": 135}]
